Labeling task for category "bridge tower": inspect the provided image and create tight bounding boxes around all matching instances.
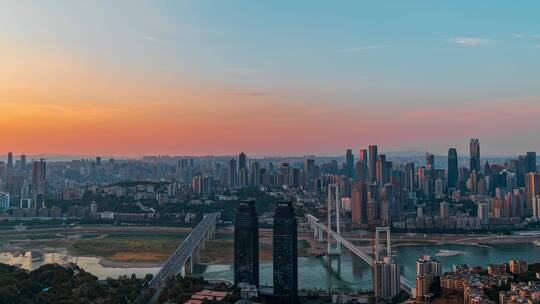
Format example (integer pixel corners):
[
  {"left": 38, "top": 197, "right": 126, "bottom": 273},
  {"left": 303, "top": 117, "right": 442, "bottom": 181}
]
[
  {"left": 327, "top": 184, "right": 341, "bottom": 254},
  {"left": 374, "top": 227, "right": 391, "bottom": 261}
]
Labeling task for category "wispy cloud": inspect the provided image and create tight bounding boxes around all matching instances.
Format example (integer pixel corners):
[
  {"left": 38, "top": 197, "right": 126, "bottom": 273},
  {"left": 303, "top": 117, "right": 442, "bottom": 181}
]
[
  {"left": 446, "top": 37, "right": 493, "bottom": 46},
  {"left": 141, "top": 35, "right": 165, "bottom": 43},
  {"left": 511, "top": 33, "right": 540, "bottom": 39},
  {"left": 338, "top": 45, "right": 389, "bottom": 52},
  {"left": 225, "top": 91, "right": 267, "bottom": 97}
]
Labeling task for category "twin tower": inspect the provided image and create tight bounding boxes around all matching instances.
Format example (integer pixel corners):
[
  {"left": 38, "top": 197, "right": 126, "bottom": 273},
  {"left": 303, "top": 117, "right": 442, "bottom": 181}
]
[{"left": 234, "top": 200, "right": 298, "bottom": 304}]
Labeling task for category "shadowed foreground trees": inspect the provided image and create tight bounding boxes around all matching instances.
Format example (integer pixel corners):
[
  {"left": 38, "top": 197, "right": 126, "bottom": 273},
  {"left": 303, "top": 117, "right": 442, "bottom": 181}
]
[{"left": 0, "top": 263, "right": 148, "bottom": 304}]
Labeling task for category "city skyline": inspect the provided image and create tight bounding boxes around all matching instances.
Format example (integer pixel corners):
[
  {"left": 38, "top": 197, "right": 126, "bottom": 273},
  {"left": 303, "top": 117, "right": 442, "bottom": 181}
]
[{"left": 1, "top": 1, "right": 540, "bottom": 156}]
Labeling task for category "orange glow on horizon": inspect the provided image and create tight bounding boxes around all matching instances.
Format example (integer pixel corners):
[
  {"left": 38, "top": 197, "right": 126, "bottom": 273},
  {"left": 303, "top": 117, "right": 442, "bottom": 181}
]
[{"left": 2, "top": 39, "right": 540, "bottom": 156}]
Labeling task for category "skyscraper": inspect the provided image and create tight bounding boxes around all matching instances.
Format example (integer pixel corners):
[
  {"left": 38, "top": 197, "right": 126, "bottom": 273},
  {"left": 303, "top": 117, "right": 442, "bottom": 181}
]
[
  {"left": 7, "top": 152, "right": 13, "bottom": 170},
  {"left": 404, "top": 162, "right": 415, "bottom": 191},
  {"left": 234, "top": 201, "right": 259, "bottom": 287},
  {"left": 373, "top": 256, "right": 401, "bottom": 300},
  {"left": 20, "top": 154, "right": 27, "bottom": 170},
  {"left": 346, "top": 149, "right": 355, "bottom": 178},
  {"left": 358, "top": 149, "right": 368, "bottom": 181},
  {"left": 228, "top": 159, "right": 237, "bottom": 188},
  {"left": 351, "top": 181, "right": 367, "bottom": 225},
  {"left": 469, "top": 138, "right": 480, "bottom": 173},
  {"left": 239, "top": 152, "right": 247, "bottom": 172},
  {"left": 533, "top": 196, "right": 540, "bottom": 220},
  {"left": 355, "top": 161, "right": 366, "bottom": 182},
  {"left": 239, "top": 168, "right": 249, "bottom": 188},
  {"left": 447, "top": 148, "right": 458, "bottom": 189},
  {"left": 527, "top": 152, "right": 537, "bottom": 173},
  {"left": 273, "top": 202, "right": 297, "bottom": 304},
  {"left": 525, "top": 172, "right": 540, "bottom": 213},
  {"left": 31, "top": 159, "right": 46, "bottom": 195},
  {"left": 304, "top": 159, "right": 316, "bottom": 190},
  {"left": 376, "top": 154, "right": 388, "bottom": 185},
  {"left": 368, "top": 145, "right": 378, "bottom": 183},
  {"left": 250, "top": 161, "right": 260, "bottom": 186},
  {"left": 238, "top": 152, "right": 248, "bottom": 187}
]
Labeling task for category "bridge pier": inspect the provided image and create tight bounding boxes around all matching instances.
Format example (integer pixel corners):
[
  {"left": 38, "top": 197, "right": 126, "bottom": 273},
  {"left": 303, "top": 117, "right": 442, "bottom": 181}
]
[
  {"left": 324, "top": 254, "right": 342, "bottom": 276},
  {"left": 193, "top": 245, "right": 200, "bottom": 263},
  {"left": 184, "top": 256, "right": 193, "bottom": 276}
]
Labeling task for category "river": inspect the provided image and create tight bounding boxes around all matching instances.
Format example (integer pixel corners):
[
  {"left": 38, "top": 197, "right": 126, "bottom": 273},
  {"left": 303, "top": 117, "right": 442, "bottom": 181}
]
[{"left": 2, "top": 243, "right": 539, "bottom": 290}]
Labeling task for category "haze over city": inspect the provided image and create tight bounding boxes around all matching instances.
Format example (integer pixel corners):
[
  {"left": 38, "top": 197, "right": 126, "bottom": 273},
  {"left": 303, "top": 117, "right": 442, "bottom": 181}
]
[{"left": 1, "top": 1, "right": 540, "bottom": 156}]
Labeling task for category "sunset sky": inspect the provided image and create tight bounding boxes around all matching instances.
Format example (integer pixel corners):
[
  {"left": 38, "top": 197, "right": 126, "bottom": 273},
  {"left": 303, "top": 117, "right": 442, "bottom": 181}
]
[{"left": 1, "top": 1, "right": 540, "bottom": 156}]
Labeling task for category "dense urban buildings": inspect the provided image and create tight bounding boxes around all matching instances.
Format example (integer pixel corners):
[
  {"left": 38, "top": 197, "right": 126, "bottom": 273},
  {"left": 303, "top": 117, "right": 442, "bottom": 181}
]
[
  {"left": 1, "top": 138, "right": 540, "bottom": 303},
  {"left": 1, "top": 137, "right": 539, "bottom": 230}
]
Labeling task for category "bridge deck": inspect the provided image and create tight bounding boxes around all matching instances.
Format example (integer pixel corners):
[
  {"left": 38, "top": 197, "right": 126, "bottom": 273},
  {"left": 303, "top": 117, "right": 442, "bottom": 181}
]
[
  {"left": 306, "top": 214, "right": 415, "bottom": 293},
  {"left": 148, "top": 213, "right": 219, "bottom": 288}
]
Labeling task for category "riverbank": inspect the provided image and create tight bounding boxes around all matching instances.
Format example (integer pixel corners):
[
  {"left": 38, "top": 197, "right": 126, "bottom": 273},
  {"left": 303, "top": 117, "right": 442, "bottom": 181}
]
[{"left": 1, "top": 224, "right": 538, "bottom": 268}]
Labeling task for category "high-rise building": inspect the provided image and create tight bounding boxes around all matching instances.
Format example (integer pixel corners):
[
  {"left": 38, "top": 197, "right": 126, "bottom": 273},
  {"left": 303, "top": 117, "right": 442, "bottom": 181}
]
[
  {"left": 469, "top": 138, "right": 480, "bottom": 173},
  {"left": 525, "top": 172, "right": 540, "bottom": 213},
  {"left": 518, "top": 155, "right": 528, "bottom": 187},
  {"left": 478, "top": 202, "right": 489, "bottom": 225},
  {"left": 376, "top": 154, "right": 388, "bottom": 185},
  {"left": 425, "top": 153, "right": 435, "bottom": 194},
  {"left": 7, "top": 152, "right": 13, "bottom": 170},
  {"left": 439, "top": 201, "right": 450, "bottom": 218},
  {"left": 416, "top": 274, "right": 435, "bottom": 303},
  {"left": 239, "top": 168, "right": 249, "bottom": 188},
  {"left": 234, "top": 201, "right": 259, "bottom": 287},
  {"left": 31, "top": 159, "right": 46, "bottom": 195},
  {"left": 228, "top": 159, "right": 237, "bottom": 188},
  {"left": 527, "top": 152, "right": 537, "bottom": 173},
  {"left": 20, "top": 155, "right": 27, "bottom": 170},
  {"left": 191, "top": 174, "right": 213, "bottom": 196},
  {"left": 447, "top": 148, "right": 458, "bottom": 189},
  {"left": 358, "top": 149, "right": 368, "bottom": 181},
  {"left": 351, "top": 181, "right": 368, "bottom": 225},
  {"left": 304, "top": 159, "right": 316, "bottom": 190},
  {"left": 239, "top": 152, "right": 247, "bottom": 171},
  {"left": 416, "top": 255, "right": 442, "bottom": 277},
  {"left": 90, "top": 201, "right": 98, "bottom": 214},
  {"left": 404, "top": 162, "right": 415, "bottom": 191},
  {"left": 0, "top": 192, "right": 10, "bottom": 213},
  {"left": 278, "top": 163, "right": 290, "bottom": 187},
  {"left": 425, "top": 153, "right": 435, "bottom": 171},
  {"left": 346, "top": 149, "right": 355, "bottom": 178},
  {"left": 373, "top": 256, "right": 401, "bottom": 300},
  {"left": 355, "top": 161, "right": 366, "bottom": 181},
  {"left": 533, "top": 196, "right": 540, "bottom": 220},
  {"left": 250, "top": 161, "right": 260, "bottom": 186},
  {"left": 368, "top": 145, "right": 378, "bottom": 183},
  {"left": 273, "top": 202, "right": 297, "bottom": 304}
]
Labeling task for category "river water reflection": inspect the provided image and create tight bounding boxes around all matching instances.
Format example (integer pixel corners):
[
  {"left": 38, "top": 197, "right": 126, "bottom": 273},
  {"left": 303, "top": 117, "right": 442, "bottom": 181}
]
[{"left": 2, "top": 243, "right": 539, "bottom": 290}]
